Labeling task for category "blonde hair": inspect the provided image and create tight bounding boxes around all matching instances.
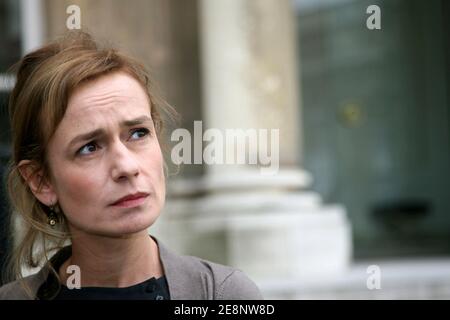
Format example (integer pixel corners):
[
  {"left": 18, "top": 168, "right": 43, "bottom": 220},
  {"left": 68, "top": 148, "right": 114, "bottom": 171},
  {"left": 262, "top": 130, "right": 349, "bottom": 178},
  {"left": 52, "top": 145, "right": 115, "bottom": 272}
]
[{"left": 4, "top": 31, "right": 176, "bottom": 297}]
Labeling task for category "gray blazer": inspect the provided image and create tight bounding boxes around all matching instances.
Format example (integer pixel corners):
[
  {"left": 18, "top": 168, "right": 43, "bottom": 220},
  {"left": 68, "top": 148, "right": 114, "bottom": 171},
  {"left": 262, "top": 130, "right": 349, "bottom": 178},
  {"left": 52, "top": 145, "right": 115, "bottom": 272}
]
[{"left": 0, "top": 238, "right": 263, "bottom": 300}]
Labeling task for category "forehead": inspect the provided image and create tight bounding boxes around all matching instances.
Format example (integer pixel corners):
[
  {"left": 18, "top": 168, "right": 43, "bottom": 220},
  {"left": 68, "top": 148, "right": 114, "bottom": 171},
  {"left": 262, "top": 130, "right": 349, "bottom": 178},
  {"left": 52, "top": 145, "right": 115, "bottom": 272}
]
[
  {"left": 65, "top": 71, "right": 150, "bottom": 119},
  {"left": 50, "top": 72, "right": 152, "bottom": 147}
]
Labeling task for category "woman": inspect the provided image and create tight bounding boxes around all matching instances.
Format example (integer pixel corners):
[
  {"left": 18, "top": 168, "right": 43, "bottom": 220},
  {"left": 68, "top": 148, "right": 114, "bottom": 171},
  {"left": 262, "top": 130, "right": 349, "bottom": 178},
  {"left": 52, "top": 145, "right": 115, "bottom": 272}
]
[{"left": 0, "top": 31, "right": 262, "bottom": 300}]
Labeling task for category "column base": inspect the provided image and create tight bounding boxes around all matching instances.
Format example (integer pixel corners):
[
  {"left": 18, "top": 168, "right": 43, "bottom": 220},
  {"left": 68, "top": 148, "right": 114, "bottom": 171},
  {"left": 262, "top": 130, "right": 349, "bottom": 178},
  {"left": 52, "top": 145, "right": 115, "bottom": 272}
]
[{"left": 152, "top": 168, "right": 352, "bottom": 283}]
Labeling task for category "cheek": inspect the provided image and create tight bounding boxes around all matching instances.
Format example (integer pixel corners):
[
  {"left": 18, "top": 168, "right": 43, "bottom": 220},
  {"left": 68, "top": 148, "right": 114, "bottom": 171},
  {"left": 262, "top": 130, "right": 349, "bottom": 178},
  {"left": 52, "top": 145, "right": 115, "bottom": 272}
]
[
  {"left": 54, "top": 168, "right": 102, "bottom": 211},
  {"left": 145, "top": 148, "right": 166, "bottom": 193},
  {"left": 139, "top": 144, "right": 166, "bottom": 207}
]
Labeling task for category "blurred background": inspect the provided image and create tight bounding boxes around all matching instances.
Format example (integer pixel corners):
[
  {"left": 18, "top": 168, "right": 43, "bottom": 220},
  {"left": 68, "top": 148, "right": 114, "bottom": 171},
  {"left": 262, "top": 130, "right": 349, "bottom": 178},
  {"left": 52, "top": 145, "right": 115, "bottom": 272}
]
[{"left": 1, "top": 0, "right": 449, "bottom": 299}]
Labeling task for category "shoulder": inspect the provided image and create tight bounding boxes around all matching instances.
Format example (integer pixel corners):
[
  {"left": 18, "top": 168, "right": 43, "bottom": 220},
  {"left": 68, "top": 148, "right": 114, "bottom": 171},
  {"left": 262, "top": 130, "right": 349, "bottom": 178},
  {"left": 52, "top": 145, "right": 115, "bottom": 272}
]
[
  {"left": 201, "top": 258, "right": 263, "bottom": 300},
  {"left": 0, "top": 280, "right": 20, "bottom": 300},
  {"left": 0, "top": 270, "right": 47, "bottom": 300},
  {"left": 158, "top": 242, "right": 263, "bottom": 299},
  {"left": 0, "top": 278, "right": 32, "bottom": 300}
]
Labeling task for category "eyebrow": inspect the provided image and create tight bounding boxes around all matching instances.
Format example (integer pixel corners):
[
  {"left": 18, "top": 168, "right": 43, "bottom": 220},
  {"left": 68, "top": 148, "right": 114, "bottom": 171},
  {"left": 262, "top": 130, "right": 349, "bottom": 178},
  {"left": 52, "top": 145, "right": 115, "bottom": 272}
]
[{"left": 67, "top": 115, "right": 153, "bottom": 150}]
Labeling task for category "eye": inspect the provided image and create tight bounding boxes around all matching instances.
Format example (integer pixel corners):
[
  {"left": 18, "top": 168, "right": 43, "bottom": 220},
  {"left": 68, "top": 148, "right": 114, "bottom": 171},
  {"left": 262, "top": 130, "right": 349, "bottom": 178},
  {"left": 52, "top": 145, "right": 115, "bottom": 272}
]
[
  {"left": 77, "top": 142, "right": 98, "bottom": 156},
  {"left": 130, "top": 128, "right": 150, "bottom": 140}
]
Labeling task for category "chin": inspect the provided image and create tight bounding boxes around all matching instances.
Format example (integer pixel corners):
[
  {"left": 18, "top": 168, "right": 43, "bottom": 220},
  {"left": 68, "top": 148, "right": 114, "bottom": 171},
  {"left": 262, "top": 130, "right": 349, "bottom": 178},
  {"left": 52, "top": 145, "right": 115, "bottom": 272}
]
[
  {"left": 114, "top": 210, "right": 160, "bottom": 236},
  {"left": 70, "top": 205, "right": 162, "bottom": 238}
]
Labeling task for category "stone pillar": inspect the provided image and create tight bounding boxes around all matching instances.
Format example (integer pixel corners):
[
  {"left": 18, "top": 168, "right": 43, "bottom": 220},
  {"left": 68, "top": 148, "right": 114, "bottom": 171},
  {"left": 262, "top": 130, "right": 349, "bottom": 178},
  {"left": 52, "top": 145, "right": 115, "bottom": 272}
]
[
  {"left": 155, "top": 0, "right": 352, "bottom": 290},
  {"left": 200, "top": 0, "right": 300, "bottom": 169},
  {"left": 20, "top": 0, "right": 45, "bottom": 54}
]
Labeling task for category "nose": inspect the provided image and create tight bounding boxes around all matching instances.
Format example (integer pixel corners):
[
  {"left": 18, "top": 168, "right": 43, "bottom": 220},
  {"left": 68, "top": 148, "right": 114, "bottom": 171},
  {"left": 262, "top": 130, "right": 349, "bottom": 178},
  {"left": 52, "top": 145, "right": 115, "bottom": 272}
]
[{"left": 110, "top": 140, "right": 140, "bottom": 182}]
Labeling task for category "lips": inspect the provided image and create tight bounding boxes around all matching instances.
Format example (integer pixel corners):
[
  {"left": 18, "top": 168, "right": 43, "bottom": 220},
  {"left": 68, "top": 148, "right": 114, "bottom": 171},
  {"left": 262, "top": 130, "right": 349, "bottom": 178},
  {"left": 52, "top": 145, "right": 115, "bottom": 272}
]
[{"left": 110, "top": 192, "right": 149, "bottom": 206}]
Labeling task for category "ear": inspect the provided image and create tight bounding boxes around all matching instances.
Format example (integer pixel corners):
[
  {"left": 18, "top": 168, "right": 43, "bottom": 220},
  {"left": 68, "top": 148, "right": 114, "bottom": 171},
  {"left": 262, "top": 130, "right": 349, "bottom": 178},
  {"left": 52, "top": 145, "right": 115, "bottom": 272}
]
[{"left": 18, "top": 160, "right": 57, "bottom": 207}]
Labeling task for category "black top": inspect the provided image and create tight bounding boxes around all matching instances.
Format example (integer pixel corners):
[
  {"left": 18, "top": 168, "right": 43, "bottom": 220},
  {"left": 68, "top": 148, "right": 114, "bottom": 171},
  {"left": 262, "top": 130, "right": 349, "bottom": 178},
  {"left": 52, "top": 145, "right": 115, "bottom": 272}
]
[
  {"left": 36, "top": 245, "right": 170, "bottom": 300},
  {"left": 53, "top": 276, "right": 170, "bottom": 300}
]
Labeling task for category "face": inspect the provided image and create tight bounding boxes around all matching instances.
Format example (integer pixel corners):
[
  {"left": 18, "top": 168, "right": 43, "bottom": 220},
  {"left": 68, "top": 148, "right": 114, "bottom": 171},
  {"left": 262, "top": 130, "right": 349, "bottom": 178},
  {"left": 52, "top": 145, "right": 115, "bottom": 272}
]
[{"left": 43, "top": 71, "right": 165, "bottom": 237}]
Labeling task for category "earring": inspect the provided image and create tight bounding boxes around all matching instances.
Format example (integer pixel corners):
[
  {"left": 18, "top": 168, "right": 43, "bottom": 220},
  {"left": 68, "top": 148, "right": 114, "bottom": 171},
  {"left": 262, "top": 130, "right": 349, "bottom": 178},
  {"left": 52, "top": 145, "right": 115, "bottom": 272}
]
[{"left": 48, "top": 203, "right": 59, "bottom": 227}]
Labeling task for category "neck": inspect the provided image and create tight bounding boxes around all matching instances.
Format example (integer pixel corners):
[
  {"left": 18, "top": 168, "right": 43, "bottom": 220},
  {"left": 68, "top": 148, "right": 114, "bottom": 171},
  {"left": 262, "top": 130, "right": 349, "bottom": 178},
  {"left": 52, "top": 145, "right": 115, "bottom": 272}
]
[{"left": 59, "top": 230, "right": 163, "bottom": 288}]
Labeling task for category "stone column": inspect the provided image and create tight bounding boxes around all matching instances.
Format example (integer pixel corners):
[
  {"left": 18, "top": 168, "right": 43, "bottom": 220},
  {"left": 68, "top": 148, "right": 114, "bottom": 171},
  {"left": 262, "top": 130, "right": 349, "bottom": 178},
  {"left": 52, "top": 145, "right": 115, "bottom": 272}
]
[
  {"left": 200, "top": 0, "right": 300, "bottom": 169},
  {"left": 156, "top": 0, "right": 352, "bottom": 291}
]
